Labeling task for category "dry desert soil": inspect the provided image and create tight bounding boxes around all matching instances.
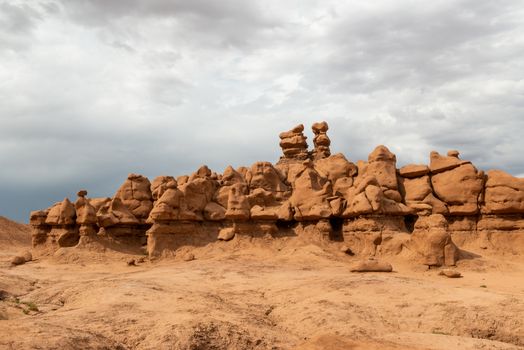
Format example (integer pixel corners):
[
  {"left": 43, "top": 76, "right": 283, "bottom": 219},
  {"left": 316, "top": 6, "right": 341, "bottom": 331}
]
[{"left": 1, "top": 216, "right": 523, "bottom": 350}]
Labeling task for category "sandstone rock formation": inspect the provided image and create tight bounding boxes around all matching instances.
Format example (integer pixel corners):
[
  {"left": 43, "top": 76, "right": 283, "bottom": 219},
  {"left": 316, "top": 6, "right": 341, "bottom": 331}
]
[
  {"left": 311, "top": 121, "right": 331, "bottom": 159},
  {"left": 408, "top": 214, "right": 459, "bottom": 266},
  {"left": 278, "top": 124, "right": 308, "bottom": 162},
  {"left": 29, "top": 121, "right": 524, "bottom": 266}
]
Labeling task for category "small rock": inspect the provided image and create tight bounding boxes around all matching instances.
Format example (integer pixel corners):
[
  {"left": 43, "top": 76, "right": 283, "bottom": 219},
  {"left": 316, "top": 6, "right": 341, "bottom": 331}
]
[
  {"left": 350, "top": 258, "right": 393, "bottom": 272},
  {"left": 11, "top": 256, "right": 25, "bottom": 266},
  {"left": 340, "top": 245, "right": 354, "bottom": 255},
  {"left": 22, "top": 251, "right": 32, "bottom": 262},
  {"left": 218, "top": 228, "right": 235, "bottom": 241},
  {"left": 439, "top": 269, "right": 462, "bottom": 278},
  {"left": 126, "top": 259, "right": 136, "bottom": 266},
  {"left": 182, "top": 253, "right": 195, "bottom": 262},
  {"left": 136, "top": 257, "right": 146, "bottom": 264}
]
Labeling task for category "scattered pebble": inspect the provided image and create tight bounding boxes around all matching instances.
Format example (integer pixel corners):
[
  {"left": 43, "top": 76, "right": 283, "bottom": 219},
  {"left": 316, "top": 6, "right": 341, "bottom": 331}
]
[
  {"left": 340, "top": 245, "right": 354, "bottom": 255},
  {"left": 126, "top": 259, "right": 136, "bottom": 266},
  {"left": 22, "top": 251, "right": 32, "bottom": 262},
  {"left": 182, "top": 253, "right": 195, "bottom": 262},
  {"left": 11, "top": 256, "right": 26, "bottom": 266}
]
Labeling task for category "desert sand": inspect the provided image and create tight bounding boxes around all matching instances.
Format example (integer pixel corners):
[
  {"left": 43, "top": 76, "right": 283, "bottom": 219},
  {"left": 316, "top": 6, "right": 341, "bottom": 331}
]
[{"left": 1, "top": 216, "right": 523, "bottom": 350}]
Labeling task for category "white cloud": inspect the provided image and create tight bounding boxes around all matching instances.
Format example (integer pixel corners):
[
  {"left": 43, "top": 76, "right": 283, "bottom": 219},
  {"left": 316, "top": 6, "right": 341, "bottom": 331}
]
[{"left": 1, "top": 0, "right": 524, "bottom": 221}]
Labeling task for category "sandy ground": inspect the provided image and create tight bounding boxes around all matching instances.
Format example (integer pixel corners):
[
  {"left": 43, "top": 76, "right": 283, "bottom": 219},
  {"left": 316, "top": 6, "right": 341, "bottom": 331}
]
[{"left": 1, "top": 220, "right": 523, "bottom": 349}]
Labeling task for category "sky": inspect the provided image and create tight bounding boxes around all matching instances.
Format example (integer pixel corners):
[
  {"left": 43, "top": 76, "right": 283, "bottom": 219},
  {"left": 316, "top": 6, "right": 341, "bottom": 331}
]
[{"left": 1, "top": 0, "right": 523, "bottom": 222}]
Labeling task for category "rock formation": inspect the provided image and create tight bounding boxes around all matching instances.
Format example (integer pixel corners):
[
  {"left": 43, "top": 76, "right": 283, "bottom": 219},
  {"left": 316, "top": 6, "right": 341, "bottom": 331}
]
[
  {"left": 29, "top": 121, "right": 524, "bottom": 266},
  {"left": 311, "top": 121, "right": 331, "bottom": 159}
]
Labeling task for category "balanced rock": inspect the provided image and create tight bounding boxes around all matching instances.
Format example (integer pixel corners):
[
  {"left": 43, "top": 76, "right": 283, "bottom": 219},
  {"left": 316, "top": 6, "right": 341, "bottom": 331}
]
[
  {"left": 311, "top": 121, "right": 331, "bottom": 159},
  {"left": 75, "top": 190, "right": 97, "bottom": 225},
  {"left": 278, "top": 124, "right": 309, "bottom": 161}
]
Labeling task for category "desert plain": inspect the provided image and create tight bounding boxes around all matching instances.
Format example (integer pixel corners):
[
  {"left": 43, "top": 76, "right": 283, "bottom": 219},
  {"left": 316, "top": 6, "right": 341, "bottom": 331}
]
[{"left": 1, "top": 214, "right": 523, "bottom": 350}]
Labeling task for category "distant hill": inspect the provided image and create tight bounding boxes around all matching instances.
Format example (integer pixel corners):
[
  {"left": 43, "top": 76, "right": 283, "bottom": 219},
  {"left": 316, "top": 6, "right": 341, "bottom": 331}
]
[{"left": 0, "top": 216, "right": 31, "bottom": 248}]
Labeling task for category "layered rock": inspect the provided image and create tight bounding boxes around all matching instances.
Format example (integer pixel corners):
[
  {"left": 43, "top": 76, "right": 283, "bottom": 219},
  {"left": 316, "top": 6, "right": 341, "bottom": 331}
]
[
  {"left": 482, "top": 170, "right": 524, "bottom": 214},
  {"left": 278, "top": 124, "right": 308, "bottom": 162},
  {"left": 30, "top": 198, "right": 78, "bottom": 248},
  {"left": 311, "top": 121, "right": 331, "bottom": 159}
]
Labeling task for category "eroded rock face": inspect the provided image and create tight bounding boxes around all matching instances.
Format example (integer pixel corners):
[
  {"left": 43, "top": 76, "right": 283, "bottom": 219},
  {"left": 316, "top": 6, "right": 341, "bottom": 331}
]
[
  {"left": 29, "top": 121, "right": 524, "bottom": 266},
  {"left": 115, "top": 173, "right": 154, "bottom": 222},
  {"left": 431, "top": 162, "right": 483, "bottom": 215},
  {"left": 483, "top": 170, "right": 524, "bottom": 214},
  {"left": 311, "top": 121, "right": 331, "bottom": 159},
  {"left": 278, "top": 124, "right": 308, "bottom": 161},
  {"left": 290, "top": 161, "right": 333, "bottom": 220},
  {"left": 408, "top": 215, "right": 459, "bottom": 267}
]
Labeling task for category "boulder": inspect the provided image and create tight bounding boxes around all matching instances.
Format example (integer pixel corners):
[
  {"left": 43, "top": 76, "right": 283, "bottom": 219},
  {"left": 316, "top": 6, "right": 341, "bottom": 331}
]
[
  {"left": 97, "top": 197, "right": 140, "bottom": 227},
  {"left": 289, "top": 161, "right": 333, "bottom": 220},
  {"left": 11, "top": 256, "right": 26, "bottom": 266},
  {"left": 350, "top": 258, "right": 393, "bottom": 272},
  {"left": 217, "top": 227, "right": 235, "bottom": 241},
  {"left": 148, "top": 181, "right": 198, "bottom": 222},
  {"left": 203, "top": 202, "right": 226, "bottom": 221},
  {"left": 431, "top": 163, "right": 483, "bottom": 215},
  {"left": 151, "top": 176, "right": 177, "bottom": 201},
  {"left": 429, "top": 151, "right": 470, "bottom": 174},
  {"left": 362, "top": 145, "right": 404, "bottom": 204},
  {"left": 45, "top": 198, "right": 76, "bottom": 225},
  {"left": 482, "top": 170, "right": 524, "bottom": 214},
  {"left": 75, "top": 190, "right": 97, "bottom": 225},
  {"left": 439, "top": 269, "right": 462, "bottom": 278},
  {"left": 180, "top": 177, "right": 217, "bottom": 217},
  {"left": 311, "top": 121, "right": 331, "bottom": 159},
  {"left": 399, "top": 164, "right": 430, "bottom": 178},
  {"left": 22, "top": 251, "right": 32, "bottom": 262},
  {"left": 225, "top": 183, "right": 251, "bottom": 220},
  {"left": 114, "top": 173, "right": 153, "bottom": 221},
  {"left": 246, "top": 161, "right": 289, "bottom": 198},
  {"left": 314, "top": 153, "right": 357, "bottom": 184}
]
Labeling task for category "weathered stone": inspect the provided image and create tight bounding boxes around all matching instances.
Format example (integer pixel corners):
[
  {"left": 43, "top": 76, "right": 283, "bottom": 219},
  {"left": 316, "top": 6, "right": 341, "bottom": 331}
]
[
  {"left": 399, "top": 164, "right": 430, "bottom": 178},
  {"left": 350, "top": 258, "right": 393, "bottom": 272}
]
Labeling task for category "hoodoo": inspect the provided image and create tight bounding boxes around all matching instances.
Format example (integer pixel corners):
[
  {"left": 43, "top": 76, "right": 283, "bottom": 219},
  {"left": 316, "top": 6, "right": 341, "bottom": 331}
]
[{"left": 29, "top": 122, "right": 524, "bottom": 266}]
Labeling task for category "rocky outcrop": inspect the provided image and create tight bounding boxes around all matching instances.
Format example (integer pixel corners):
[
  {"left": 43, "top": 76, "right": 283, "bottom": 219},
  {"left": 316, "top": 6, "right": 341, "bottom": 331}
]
[
  {"left": 430, "top": 152, "right": 484, "bottom": 215},
  {"left": 311, "top": 121, "right": 331, "bottom": 160},
  {"left": 114, "top": 173, "right": 153, "bottom": 223},
  {"left": 408, "top": 214, "right": 459, "bottom": 266},
  {"left": 29, "top": 121, "right": 524, "bottom": 265},
  {"left": 278, "top": 124, "right": 308, "bottom": 162},
  {"left": 482, "top": 170, "right": 524, "bottom": 214}
]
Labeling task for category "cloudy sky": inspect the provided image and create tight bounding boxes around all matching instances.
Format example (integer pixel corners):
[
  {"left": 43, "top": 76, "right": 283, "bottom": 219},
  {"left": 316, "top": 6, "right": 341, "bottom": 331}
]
[{"left": 1, "top": 0, "right": 523, "bottom": 222}]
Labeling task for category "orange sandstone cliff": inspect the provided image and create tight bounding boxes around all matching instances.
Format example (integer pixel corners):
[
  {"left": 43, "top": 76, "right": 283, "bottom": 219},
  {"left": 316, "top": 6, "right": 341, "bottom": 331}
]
[{"left": 29, "top": 122, "right": 524, "bottom": 266}]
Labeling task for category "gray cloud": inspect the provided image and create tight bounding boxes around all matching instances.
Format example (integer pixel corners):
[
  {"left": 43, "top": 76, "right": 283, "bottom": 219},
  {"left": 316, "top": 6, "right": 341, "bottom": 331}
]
[{"left": 1, "top": 0, "right": 524, "bottom": 222}]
